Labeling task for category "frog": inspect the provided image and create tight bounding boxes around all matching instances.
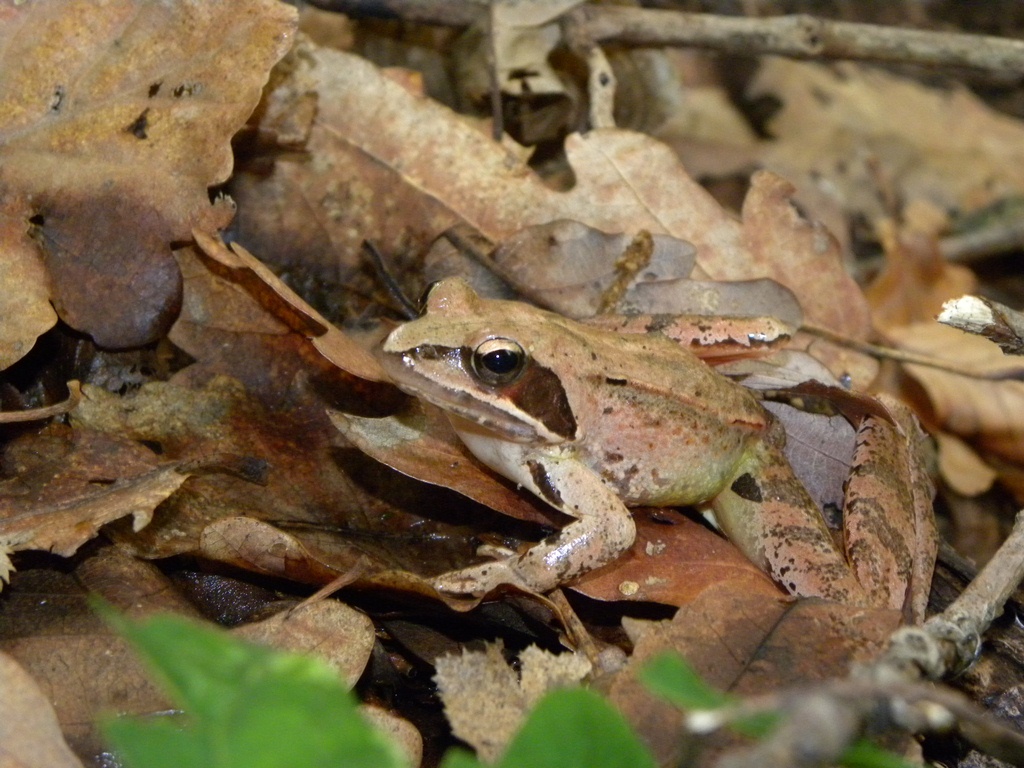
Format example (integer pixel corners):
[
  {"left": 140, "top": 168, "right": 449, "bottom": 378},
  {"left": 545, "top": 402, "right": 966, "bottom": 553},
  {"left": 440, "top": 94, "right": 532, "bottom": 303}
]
[{"left": 378, "top": 278, "right": 936, "bottom": 619}]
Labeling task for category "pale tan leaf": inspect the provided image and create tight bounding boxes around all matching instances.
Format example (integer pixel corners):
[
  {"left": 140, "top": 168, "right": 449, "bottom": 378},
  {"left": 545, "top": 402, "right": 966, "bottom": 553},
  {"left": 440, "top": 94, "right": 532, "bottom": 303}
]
[
  {"left": 232, "top": 601, "right": 376, "bottom": 688},
  {"left": 0, "top": 428, "right": 191, "bottom": 586},
  {"left": 435, "top": 643, "right": 591, "bottom": 763},
  {"left": 753, "top": 58, "right": 1024, "bottom": 219},
  {"left": 935, "top": 431, "right": 997, "bottom": 497},
  {"left": 0, "top": 194, "right": 56, "bottom": 370},
  {"left": 892, "top": 322, "right": 1024, "bottom": 468},
  {"left": 0, "top": 0, "right": 296, "bottom": 346},
  {"left": 242, "top": 42, "right": 868, "bottom": 344},
  {"left": 0, "top": 651, "right": 84, "bottom": 768}
]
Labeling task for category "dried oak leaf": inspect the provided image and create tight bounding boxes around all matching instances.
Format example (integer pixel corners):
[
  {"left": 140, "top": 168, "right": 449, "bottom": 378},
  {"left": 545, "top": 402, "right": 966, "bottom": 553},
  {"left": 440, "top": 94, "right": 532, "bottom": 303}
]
[
  {"left": 0, "top": 192, "right": 57, "bottom": 370},
  {"left": 752, "top": 58, "right": 1024, "bottom": 222},
  {"left": 573, "top": 510, "right": 782, "bottom": 605},
  {"left": 609, "top": 584, "right": 902, "bottom": 766},
  {"left": 434, "top": 642, "right": 592, "bottom": 764},
  {"left": 0, "top": 425, "right": 191, "bottom": 586},
  {"left": 235, "top": 41, "right": 868, "bottom": 343},
  {"left": 0, "top": 0, "right": 296, "bottom": 348},
  {"left": 232, "top": 601, "right": 376, "bottom": 688},
  {"left": 0, "top": 650, "right": 84, "bottom": 768}
]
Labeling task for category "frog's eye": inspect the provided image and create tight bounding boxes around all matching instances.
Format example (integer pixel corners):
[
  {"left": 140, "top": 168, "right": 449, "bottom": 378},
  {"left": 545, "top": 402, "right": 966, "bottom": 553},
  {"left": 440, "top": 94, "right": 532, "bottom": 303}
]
[{"left": 471, "top": 338, "right": 526, "bottom": 385}]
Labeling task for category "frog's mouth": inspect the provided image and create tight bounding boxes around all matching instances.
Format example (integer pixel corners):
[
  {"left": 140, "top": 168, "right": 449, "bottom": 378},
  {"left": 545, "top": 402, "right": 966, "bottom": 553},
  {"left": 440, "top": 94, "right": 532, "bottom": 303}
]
[{"left": 378, "top": 346, "right": 575, "bottom": 445}]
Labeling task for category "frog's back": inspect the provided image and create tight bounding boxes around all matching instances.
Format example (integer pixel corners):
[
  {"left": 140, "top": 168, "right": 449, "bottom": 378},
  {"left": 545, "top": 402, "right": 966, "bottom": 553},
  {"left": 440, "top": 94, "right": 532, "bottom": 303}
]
[{"left": 536, "top": 320, "right": 770, "bottom": 505}]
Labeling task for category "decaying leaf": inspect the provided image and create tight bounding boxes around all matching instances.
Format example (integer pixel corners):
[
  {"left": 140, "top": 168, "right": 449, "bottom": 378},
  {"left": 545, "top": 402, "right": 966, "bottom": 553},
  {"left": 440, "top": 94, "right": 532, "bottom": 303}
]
[
  {"left": 0, "top": 0, "right": 296, "bottom": 347},
  {"left": 0, "top": 558, "right": 177, "bottom": 759},
  {"left": 573, "top": 510, "right": 782, "bottom": 605},
  {"left": 236, "top": 41, "right": 870, "bottom": 351},
  {"left": 753, "top": 58, "right": 1024, "bottom": 223},
  {"left": 199, "top": 517, "right": 365, "bottom": 587},
  {"left": 191, "top": 230, "right": 387, "bottom": 382},
  {"left": 609, "top": 584, "right": 902, "bottom": 766},
  {"left": 0, "top": 426, "right": 192, "bottom": 585},
  {"left": 484, "top": 219, "right": 804, "bottom": 332},
  {"left": 0, "top": 650, "right": 84, "bottom": 768},
  {"left": 232, "top": 600, "right": 376, "bottom": 688},
  {"left": 456, "top": 1, "right": 581, "bottom": 102},
  {"left": 435, "top": 642, "right": 592, "bottom": 763},
  {"left": 330, "top": 400, "right": 555, "bottom": 529},
  {"left": 893, "top": 324, "right": 1024, "bottom": 474},
  {"left": 0, "top": 193, "right": 57, "bottom": 370}
]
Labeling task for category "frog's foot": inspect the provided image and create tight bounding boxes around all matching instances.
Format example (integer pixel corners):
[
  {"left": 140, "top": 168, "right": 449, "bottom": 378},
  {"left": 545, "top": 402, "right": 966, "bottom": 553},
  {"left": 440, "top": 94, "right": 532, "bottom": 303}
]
[{"left": 434, "top": 456, "right": 638, "bottom": 596}]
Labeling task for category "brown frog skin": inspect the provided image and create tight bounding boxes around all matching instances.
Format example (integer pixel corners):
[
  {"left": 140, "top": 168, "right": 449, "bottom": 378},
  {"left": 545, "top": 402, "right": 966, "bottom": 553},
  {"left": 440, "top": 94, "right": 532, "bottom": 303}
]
[{"left": 379, "top": 278, "right": 935, "bottom": 616}]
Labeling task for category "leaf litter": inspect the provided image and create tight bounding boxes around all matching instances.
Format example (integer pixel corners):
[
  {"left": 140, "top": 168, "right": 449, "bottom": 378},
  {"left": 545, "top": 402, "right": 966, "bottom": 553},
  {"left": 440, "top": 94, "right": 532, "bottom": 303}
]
[{"left": 2, "top": 2, "right": 1024, "bottom": 766}]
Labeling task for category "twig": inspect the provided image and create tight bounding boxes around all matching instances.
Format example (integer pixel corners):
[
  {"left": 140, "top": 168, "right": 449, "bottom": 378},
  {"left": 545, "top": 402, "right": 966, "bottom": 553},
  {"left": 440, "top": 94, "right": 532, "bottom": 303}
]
[
  {"left": 709, "top": 676, "right": 1024, "bottom": 768},
  {"left": 702, "top": 512, "right": 1024, "bottom": 766},
  {"left": 939, "top": 295, "right": 1024, "bottom": 356},
  {"left": 485, "top": 4, "right": 505, "bottom": 142},
  {"left": 562, "top": 6, "right": 1024, "bottom": 76},
  {"left": 309, "top": 1, "right": 1024, "bottom": 77},
  {"left": 883, "top": 511, "right": 1024, "bottom": 680},
  {"left": 0, "top": 381, "right": 81, "bottom": 424}
]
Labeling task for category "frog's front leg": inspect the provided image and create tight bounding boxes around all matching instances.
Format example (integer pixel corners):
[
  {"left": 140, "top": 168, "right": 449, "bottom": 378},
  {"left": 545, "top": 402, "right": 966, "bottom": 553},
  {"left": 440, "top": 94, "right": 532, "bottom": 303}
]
[{"left": 432, "top": 456, "right": 636, "bottom": 596}]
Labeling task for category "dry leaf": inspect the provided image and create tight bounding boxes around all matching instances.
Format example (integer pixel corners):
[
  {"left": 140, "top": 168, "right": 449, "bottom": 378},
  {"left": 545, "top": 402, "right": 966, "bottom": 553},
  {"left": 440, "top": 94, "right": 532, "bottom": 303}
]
[
  {"left": 573, "top": 509, "right": 782, "bottom": 605},
  {"left": 232, "top": 601, "right": 376, "bottom": 688},
  {"left": 199, "top": 517, "right": 364, "bottom": 587},
  {"left": 0, "top": 651, "right": 84, "bottom": 768},
  {"left": 0, "top": 193, "right": 57, "bottom": 370},
  {"left": 893, "top": 324, "right": 1024, "bottom": 469},
  {"left": 191, "top": 231, "right": 387, "bottom": 382},
  {"left": 0, "top": 0, "right": 296, "bottom": 347},
  {"left": 331, "top": 400, "right": 555, "bottom": 528},
  {"left": 236, "top": 41, "right": 869, "bottom": 345},
  {"left": 0, "top": 426, "right": 191, "bottom": 585},
  {"left": 610, "top": 583, "right": 902, "bottom": 766},
  {"left": 753, "top": 58, "right": 1024, "bottom": 220},
  {"left": 361, "top": 705, "right": 423, "bottom": 768},
  {"left": 435, "top": 642, "right": 592, "bottom": 763},
  {"left": 487, "top": 219, "right": 804, "bottom": 332},
  {"left": 0, "top": 563, "right": 175, "bottom": 760}
]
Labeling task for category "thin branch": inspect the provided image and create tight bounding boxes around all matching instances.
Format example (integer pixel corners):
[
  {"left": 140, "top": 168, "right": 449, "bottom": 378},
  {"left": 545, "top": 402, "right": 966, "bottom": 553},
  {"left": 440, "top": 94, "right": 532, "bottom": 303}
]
[
  {"left": 883, "top": 510, "right": 1024, "bottom": 680},
  {"left": 563, "top": 6, "right": 1024, "bottom": 76},
  {"left": 704, "top": 512, "right": 1024, "bottom": 766},
  {"left": 308, "top": 1, "right": 1024, "bottom": 77}
]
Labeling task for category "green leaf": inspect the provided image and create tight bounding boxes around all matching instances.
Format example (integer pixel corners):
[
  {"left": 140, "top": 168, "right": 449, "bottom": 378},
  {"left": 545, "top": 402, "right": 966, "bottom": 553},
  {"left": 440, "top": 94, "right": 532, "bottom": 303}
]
[
  {"left": 99, "top": 607, "right": 406, "bottom": 768},
  {"left": 639, "top": 652, "right": 732, "bottom": 711},
  {"left": 496, "top": 688, "right": 657, "bottom": 768},
  {"left": 841, "top": 738, "right": 921, "bottom": 768},
  {"left": 439, "top": 748, "right": 487, "bottom": 768}
]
